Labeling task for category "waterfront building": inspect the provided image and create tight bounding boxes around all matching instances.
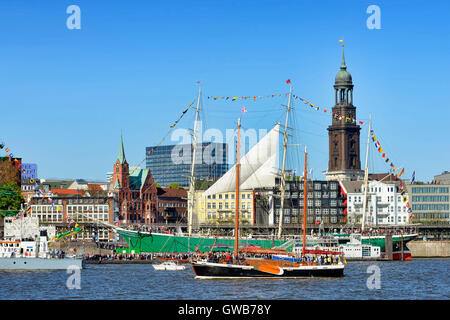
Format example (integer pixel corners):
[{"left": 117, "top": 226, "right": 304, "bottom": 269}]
[
  {"left": 156, "top": 187, "right": 187, "bottom": 223},
  {"left": 27, "top": 189, "right": 115, "bottom": 241},
  {"left": 194, "top": 190, "right": 255, "bottom": 226},
  {"left": 406, "top": 183, "right": 450, "bottom": 225},
  {"left": 111, "top": 135, "right": 158, "bottom": 225},
  {"left": 342, "top": 180, "right": 410, "bottom": 226},
  {"left": 145, "top": 142, "right": 228, "bottom": 188},
  {"left": 325, "top": 46, "right": 363, "bottom": 181}
]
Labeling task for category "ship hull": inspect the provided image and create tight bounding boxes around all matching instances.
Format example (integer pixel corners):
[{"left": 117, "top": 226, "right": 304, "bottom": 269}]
[
  {"left": 335, "top": 233, "right": 417, "bottom": 260},
  {"left": 116, "top": 229, "right": 289, "bottom": 254},
  {"left": 0, "top": 257, "right": 85, "bottom": 270},
  {"left": 191, "top": 262, "right": 344, "bottom": 279}
]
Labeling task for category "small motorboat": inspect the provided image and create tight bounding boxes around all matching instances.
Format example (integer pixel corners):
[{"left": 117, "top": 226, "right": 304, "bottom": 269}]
[{"left": 152, "top": 261, "right": 186, "bottom": 271}]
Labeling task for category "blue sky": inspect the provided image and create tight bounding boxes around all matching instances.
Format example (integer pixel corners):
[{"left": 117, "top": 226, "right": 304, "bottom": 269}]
[{"left": 0, "top": 0, "right": 449, "bottom": 182}]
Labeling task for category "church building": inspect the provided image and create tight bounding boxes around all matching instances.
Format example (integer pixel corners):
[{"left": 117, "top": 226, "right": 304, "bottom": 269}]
[{"left": 111, "top": 135, "right": 158, "bottom": 224}]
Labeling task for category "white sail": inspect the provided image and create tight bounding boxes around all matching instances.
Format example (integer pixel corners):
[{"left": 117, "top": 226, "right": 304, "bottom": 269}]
[{"left": 201, "top": 124, "right": 280, "bottom": 197}]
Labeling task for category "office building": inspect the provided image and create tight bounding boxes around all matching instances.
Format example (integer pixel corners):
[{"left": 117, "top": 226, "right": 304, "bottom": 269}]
[{"left": 145, "top": 142, "right": 228, "bottom": 187}]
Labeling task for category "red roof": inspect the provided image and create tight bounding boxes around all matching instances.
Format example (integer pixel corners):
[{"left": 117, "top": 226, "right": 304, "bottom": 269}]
[
  {"left": 157, "top": 187, "right": 187, "bottom": 198},
  {"left": 51, "top": 189, "right": 85, "bottom": 196},
  {"left": 87, "top": 184, "right": 103, "bottom": 191}
]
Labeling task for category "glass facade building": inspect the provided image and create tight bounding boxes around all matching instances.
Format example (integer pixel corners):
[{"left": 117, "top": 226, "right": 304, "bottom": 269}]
[
  {"left": 408, "top": 185, "right": 450, "bottom": 223},
  {"left": 145, "top": 143, "right": 228, "bottom": 187}
]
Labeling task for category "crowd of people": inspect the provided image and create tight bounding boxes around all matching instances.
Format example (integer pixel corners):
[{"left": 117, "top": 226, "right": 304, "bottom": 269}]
[{"left": 341, "top": 227, "right": 417, "bottom": 236}]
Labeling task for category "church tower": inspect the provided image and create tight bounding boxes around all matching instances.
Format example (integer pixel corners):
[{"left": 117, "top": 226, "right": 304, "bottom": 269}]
[
  {"left": 112, "top": 134, "right": 130, "bottom": 190},
  {"left": 326, "top": 45, "right": 363, "bottom": 181}
]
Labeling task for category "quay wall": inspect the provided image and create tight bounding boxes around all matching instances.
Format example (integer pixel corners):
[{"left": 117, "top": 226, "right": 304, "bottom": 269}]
[
  {"left": 407, "top": 240, "right": 450, "bottom": 257},
  {"left": 52, "top": 242, "right": 113, "bottom": 256}
]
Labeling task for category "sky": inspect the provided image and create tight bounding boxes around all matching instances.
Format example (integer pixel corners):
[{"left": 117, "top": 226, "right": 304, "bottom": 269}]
[{"left": 0, "top": 0, "right": 449, "bottom": 183}]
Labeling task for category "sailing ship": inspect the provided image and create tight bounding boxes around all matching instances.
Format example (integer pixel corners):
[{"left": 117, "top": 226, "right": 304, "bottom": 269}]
[{"left": 191, "top": 117, "right": 345, "bottom": 278}]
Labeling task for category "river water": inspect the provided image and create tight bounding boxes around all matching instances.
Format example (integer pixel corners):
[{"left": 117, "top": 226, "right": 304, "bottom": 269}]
[{"left": 0, "top": 258, "right": 448, "bottom": 300}]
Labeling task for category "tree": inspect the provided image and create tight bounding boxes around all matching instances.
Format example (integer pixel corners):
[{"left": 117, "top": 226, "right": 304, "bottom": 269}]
[
  {"left": 167, "top": 183, "right": 183, "bottom": 189},
  {"left": 0, "top": 181, "right": 24, "bottom": 210}
]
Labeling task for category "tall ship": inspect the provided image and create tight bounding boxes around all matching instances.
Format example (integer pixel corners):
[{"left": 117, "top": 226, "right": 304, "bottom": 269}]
[{"left": 191, "top": 116, "right": 345, "bottom": 278}]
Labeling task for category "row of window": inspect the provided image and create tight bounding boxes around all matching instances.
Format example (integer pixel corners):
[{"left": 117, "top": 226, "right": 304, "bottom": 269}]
[
  {"left": 67, "top": 205, "right": 109, "bottom": 213},
  {"left": 207, "top": 193, "right": 251, "bottom": 200},
  {"left": 349, "top": 195, "right": 405, "bottom": 203},
  {"left": 275, "top": 208, "right": 343, "bottom": 216},
  {"left": 207, "top": 202, "right": 252, "bottom": 210},
  {"left": 412, "top": 204, "right": 450, "bottom": 211},
  {"left": 207, "top": 211, "right": 252, "bottom": 220},
  {"left": 278, "top": 199, "right": 340, "bottom": 207},
  {"left": 411, "top": 195, "right": 449, "bottom": 202},
  {"left": 349, "top": 206, "right": 408, "bottom": 213},
  {"left": 281, "top": 191, "right": 339, "bottom": 199},
  {"left": 158, "top": 202, "right": 187, "bottom": 208},
  {"left": 411, "top": 187, "right": 449, "bottom": 194},
  {"left": 274, "top": 216, "right": 340, "bottom": 224}
]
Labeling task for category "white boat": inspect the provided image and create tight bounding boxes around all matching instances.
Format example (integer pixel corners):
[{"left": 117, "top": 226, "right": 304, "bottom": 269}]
[
  {"left": 340, "top": 233, "right": 381, "bottom": 260},
  {"left": 152, "top": 261, "right": 186, "bottom": 271}
]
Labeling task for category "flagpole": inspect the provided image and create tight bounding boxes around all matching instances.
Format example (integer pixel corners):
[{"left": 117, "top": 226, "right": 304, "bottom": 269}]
[
  {"left": 188, "top": 83, "right": 201, "bottom": 238},
  {"left": 361, "top": 114, "right": 371, "bottom": 233}
]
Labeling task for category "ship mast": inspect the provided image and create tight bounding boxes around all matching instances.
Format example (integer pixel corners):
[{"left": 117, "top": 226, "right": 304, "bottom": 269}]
[
  {"left": 277, "top": 83, "right": 293, "bottom": 239},
  {"left": 188, "top": 84, "right": 201, "bottom": 237},
  {"left": 361, "top": 114, "right": 372, "bottom": 233},
  {"left": 302, "top": 145, "right": 307, "bottom": 257},
  {"left": 234, "top": 118, "right": 241, "bottom": 259}
]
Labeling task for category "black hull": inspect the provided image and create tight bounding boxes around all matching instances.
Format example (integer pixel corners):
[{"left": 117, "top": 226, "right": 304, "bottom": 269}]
[{"left": 192, "top": 262, "right": 344, "bottom": 279}]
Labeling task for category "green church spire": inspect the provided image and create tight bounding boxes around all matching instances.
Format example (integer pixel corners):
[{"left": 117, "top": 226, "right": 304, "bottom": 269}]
[
  {"left": 340, "top": 44, "right": 347, "bottom": 70},
  {"left": 118, "top": 133, "right": 126, "bottom": 164}
]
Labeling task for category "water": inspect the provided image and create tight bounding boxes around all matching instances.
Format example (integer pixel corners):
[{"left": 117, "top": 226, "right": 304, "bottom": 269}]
[{"left": 0, "top": 259, "right": 448, "bottom": 300}]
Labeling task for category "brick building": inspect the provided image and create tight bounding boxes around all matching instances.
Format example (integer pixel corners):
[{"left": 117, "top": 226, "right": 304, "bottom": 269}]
[
  {"left": 111, "top": 135, "right": 158, "bottom": 225},
  {"left": 156, "top": 187, "right": 187, "bottom": 223}
]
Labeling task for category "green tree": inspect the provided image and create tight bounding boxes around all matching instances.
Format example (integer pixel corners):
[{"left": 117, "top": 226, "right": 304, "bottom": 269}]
[
  {"left": 0, "top": 181, "right": 24, "bottom": 211},
  {"left": 167, "top": 182, "right": 183, "bottom": 189}
]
